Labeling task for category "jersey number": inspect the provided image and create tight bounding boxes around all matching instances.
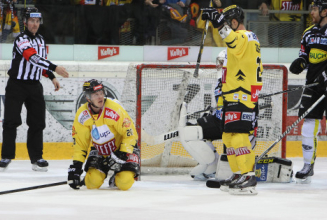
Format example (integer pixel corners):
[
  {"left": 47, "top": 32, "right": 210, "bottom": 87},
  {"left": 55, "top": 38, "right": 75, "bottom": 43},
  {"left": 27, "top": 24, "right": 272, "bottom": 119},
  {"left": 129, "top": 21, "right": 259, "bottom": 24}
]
[{"left": 257, "top": 57, "right": 262, "bottom": 83}]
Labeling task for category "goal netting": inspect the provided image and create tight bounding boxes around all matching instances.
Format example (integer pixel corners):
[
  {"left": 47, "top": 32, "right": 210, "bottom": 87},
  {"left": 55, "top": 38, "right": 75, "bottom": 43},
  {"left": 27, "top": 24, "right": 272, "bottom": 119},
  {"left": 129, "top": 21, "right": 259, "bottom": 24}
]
[{"left": 121, "top": 64, "right": 287, "bottom": 170}]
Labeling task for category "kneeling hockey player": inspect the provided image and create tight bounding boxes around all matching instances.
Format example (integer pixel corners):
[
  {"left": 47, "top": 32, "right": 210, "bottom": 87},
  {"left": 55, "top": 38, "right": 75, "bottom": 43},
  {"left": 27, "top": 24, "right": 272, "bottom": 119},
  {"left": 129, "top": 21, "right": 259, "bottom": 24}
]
[{"left": 68, "top": 79, "right": 140, "bottom": 190}]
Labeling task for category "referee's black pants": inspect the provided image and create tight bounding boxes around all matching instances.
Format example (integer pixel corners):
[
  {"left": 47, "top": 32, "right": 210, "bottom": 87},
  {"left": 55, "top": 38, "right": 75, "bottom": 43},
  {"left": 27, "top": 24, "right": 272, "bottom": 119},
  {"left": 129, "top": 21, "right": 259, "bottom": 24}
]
[{"left": 1, "top": 78, "right": 46, "bottom": 163}]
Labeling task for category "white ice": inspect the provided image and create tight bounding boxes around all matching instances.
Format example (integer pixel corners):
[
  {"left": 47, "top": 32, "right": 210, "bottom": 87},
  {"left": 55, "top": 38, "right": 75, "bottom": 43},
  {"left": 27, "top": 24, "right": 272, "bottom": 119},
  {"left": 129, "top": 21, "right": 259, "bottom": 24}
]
[{"left": 0, "top": 158, "right": 326, "bottom": 220}]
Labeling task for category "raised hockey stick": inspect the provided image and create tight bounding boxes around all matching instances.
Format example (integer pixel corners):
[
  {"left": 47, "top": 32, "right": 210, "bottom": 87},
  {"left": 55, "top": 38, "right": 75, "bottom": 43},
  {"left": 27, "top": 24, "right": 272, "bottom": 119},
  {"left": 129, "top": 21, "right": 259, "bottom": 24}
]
[
  {"left": 255, "top": 94, "right": 326, "bottom": 163},
  {"left": 194, "top": 0, "right": 212, "bottom": 78},
  {"left": 259, "top": 82, "right": 318, "bottom": 99},
  {"left": 0, "top": 181, "right": 67, "bottom": 195}
]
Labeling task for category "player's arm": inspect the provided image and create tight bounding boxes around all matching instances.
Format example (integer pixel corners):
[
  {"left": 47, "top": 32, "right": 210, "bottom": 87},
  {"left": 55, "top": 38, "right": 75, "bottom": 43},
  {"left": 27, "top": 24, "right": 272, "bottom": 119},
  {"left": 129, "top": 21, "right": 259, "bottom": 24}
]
[
  {"left": 290, "top": 27, "right": 312, "bottom": 74},
  {"left": 68, "top": 114, "right": 91, "bottom": 190},
  {"left": 219, "top": 26, "right": 247, "bottom": 56},
  {"left": 14, "top": 37, "right": 57, "bottom": 72},
  {"left": 114, "top": 105, "right": 138, "bottom": 154}
]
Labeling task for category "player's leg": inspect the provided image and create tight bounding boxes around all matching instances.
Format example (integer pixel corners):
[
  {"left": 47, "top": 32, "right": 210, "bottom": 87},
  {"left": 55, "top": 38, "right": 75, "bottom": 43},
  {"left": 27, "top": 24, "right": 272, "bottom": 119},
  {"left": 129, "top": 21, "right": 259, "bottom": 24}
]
[
  {"left": 25, "top": 83, "right": 47, "bottom": 171},
  {"left": 296, "top": 86, "right": 324, "bottom": 183},
  {"left": 1, "top": 79, "right": 26, "bottom": 171},
  {"left": 178, "top": 103, "right": 219, "bottom": 180}
]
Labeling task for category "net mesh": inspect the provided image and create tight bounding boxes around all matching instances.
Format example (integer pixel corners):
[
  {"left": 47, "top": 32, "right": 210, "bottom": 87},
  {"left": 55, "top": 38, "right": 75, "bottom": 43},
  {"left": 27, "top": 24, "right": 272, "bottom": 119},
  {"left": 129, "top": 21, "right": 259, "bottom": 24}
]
[{"left": 121, "top": 64, "right": 287, "bottom": 168}]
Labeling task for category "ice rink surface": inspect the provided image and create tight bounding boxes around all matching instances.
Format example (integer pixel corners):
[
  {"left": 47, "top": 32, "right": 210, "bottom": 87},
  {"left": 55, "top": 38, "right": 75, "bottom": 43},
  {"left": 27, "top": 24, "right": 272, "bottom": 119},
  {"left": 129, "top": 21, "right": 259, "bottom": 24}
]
[{"left": 0, "top": 158, "right": 326, "bottom": 220}]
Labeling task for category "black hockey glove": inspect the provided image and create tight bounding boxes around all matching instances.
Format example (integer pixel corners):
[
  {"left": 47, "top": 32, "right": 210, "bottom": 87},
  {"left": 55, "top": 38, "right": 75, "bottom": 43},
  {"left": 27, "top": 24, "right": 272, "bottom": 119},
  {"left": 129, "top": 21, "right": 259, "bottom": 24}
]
[
  {"left": 201, "top": 8, "right": 225, "bottom": 28},
  {"left": 289, "top": 57, "right": 307, "bottom": 74},
  {"left": 84, "top": 147, "right": 102, "bottom": 172},
  {"left": 68, "top": 161, "right": 83, "bottom": 190}
]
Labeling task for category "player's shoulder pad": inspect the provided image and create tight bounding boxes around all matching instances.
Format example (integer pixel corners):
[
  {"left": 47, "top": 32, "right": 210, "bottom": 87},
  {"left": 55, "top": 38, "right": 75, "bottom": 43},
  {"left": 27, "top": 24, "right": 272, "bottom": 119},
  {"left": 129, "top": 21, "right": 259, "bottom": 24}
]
[
  {"left": 76, "top": 103, "right": 92, "bottom": 125},
  {"left": 103, "top": 98, "right": 122, "bottom": 122},
  {"left": 303, "top": 24, "right": 315, "bottom": 35},
  {"left": 244, "top": 30, "right": 259, "bottom": 43}
]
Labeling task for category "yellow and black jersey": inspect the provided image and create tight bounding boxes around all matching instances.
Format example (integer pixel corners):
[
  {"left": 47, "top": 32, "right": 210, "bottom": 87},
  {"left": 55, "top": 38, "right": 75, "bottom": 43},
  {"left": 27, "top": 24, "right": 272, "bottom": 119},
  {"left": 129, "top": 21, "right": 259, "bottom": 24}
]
[
  {"left": 299, "top": 24, "right": 327, "bottom": 84},
  {"left": 221, "top": 29, "right": 263, "bottom": 109},
  {"left": 72, "top": 98, "right": 138, "bottom": 163}
]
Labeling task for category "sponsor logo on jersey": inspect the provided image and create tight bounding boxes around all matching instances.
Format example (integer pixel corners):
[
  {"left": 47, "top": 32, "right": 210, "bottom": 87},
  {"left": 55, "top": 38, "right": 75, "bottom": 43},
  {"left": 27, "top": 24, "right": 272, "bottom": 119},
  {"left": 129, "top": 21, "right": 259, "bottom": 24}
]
[
  {"left": 309, "top": 48, "right": 327, "bottom": 64},
  {"left": 167, "top": 47, "right": 189, "bottom": 60},
  {"left": 126, "top": 153, "right": 139, "bottom": 164},
  {"left": 122, "top": 118, "right": 131, "bottom": 128},
  {"left": 225, "top": 111, "right": 241, "bottom": 124},
  {"left": 300, "top": 45, "right": 305, "bottom": 52},
  {"left": 233, "top": 93, "right": 239, "bottom": 100},
  {"left": 72, "top": 126, "right": 77, "bottom": 136},
  {"left": 93, "top": 139, "right": 117, "bottom": 155},
  {"left": 235, "top": 147, "right": 251, "bottom": 156},
  {"left": 251, "top": 85, "right": 262, "bottom": 102},
  {"left": 242, "top": 94, "right": 247, "bottom": 101},
  {"left": 226, "top": 147, "right": 235, "bottom": 156},
  {"left": 321, "top": 38, "right": 327, "bottom": 45},
  {"left": 98, "top": 46, "right": 119, "bottom": 60},
  {"left": 78, "top": 110, "right": 91, "bottom": 124},
  {"left": 17, "top": 39, "right": 30, "bottom": 50},
  {"left": 104, "top": 107, "right": 120, "bottom": 121},
  {"left": 241, "top": 112, "right": 253, "bottom": 121},
  {"left": 281, "top": 1, "right": 300, "bottom": 10}
]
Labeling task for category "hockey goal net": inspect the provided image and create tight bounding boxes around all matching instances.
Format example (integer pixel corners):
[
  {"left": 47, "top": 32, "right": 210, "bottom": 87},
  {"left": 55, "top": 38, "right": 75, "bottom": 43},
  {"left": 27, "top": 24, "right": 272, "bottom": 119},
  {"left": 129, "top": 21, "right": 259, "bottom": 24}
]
[{"left": 121, "top": 64, "right": 288, "bottom": 169}]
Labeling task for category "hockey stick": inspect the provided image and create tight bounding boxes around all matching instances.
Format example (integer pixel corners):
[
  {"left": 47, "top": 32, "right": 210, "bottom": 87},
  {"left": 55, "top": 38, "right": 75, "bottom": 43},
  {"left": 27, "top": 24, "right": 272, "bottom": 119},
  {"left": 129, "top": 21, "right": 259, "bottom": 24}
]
[
  {"left": 194, "top": 0, "right": 212, "bottom": 78},
  {"left": 259, "top": 83, "right": 318, "bottom": 99},
  {"left": 255, "top": 94, "right": 326, "bottom": 163},
  {"left": 0, "top": 181, "right": 67, "bottom": 195}
]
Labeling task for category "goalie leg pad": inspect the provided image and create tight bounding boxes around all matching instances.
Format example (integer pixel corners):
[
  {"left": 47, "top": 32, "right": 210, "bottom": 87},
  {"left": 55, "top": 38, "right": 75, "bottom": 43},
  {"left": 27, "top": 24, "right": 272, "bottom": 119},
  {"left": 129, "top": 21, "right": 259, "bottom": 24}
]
[
  {"left": 180, "top": 139, "right": 216, "bottom": 164},
  {"left": 85, "top": 168, "right": 106, "bottom": 189},
  {"left": 115, "top": 171, "right": 135, "bottom": 191}
]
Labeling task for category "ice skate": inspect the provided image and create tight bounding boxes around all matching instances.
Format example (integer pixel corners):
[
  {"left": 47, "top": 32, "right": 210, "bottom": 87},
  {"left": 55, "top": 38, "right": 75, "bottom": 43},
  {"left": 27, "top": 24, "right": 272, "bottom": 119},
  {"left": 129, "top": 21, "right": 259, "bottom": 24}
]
[
  {"left": 0, "top": 159, "right": 12, "bottom": 171},
  {"left": 295, "top": 163, "right": 314, "bottom": 184},
  {"left": 219, "top": 173, "right": 241, "bottom": 192},
  {"left": 32, "top": 159, "right": 48, "bottom": 172},
  {"left": 228, "top": 173, "right": 258, "bottom": 195}
]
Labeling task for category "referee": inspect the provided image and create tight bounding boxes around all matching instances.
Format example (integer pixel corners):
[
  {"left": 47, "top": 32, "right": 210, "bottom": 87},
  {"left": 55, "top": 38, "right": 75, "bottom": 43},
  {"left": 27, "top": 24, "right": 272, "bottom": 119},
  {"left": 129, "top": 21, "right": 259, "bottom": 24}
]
[{"left": 0, "top": 7, "right": 69, "bottom": 172}]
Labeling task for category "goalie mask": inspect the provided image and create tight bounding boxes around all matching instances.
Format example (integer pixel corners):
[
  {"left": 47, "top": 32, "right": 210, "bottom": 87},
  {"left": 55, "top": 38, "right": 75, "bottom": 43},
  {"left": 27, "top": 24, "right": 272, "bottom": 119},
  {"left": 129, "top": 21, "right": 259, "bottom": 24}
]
[
  {"left": 23, "top": 7, "right": 43, "bottom": 24},
  {"left": 83, "top": 79, "right": 105, "bottom": 100},
  {"left": 216, "top": 50, "right": 226, "bottom": 71},
  {"left": 223, "top": 5, "right": 244, "bottom": 30}
]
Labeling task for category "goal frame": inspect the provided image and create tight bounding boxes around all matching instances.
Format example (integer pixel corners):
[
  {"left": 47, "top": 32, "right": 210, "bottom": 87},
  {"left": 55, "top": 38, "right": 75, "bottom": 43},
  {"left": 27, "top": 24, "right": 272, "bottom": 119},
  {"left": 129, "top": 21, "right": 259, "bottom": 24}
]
[{"left": 135, "top": 64, "right": 288, "bottom": 159}]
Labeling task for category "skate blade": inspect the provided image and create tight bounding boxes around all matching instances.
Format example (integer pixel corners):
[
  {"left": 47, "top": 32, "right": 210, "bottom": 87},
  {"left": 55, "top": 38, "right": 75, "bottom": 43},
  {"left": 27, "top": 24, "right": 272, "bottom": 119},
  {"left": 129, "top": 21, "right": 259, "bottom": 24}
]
[
  {"left": 229, "top": 187, "right": 258, "bottom": 195},
  {"left": 296, "top": 176, "right": 311, "bottom": 184},
  {"left": 32, "top": 165, "right": 48, "bottom": 172}
]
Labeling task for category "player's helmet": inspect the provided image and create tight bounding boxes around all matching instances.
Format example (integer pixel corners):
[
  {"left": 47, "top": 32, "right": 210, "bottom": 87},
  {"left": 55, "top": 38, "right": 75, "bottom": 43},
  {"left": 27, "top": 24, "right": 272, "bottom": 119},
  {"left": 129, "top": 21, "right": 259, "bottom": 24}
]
[
  {"left": 83, "top": 79, "right": 105, "bottom": 99},
  {"left": 23, "top": 7, "right": 43, "bottom": 24},
  {"left": 311, "top": 0, "right": 327, "bottom": 12},
  {"left": 223, "top": 5, "right": 244, "bottom": 26},
  {"left": 216, "top": 50, "right": 226, "bottom": 71}
]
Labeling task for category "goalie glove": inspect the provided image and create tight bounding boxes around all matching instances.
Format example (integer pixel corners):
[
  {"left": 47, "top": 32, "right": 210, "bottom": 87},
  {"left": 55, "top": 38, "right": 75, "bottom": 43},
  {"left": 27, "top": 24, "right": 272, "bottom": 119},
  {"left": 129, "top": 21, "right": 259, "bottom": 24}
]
[
  {"left": 68, "top": 161, "right": 83, "bottom": 190},
  {"left": 289, "top": 57, "right": 307, "bottom": 74},
  {"left": 201, "top": 8, "right": 225, "bottom": 28}
]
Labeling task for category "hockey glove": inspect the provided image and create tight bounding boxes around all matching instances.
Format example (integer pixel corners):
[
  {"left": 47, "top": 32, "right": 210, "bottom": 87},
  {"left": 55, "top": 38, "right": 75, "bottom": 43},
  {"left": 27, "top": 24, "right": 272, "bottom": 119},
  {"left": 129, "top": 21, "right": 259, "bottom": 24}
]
[
  {"left": 84, "top": 147, "right": 102, "bottom": 172},
  {"left": 289, "top": 57, "right": 307, "bottom": 74},
  {"left": 201, "top": 8, "right": 225, "bottom": 28},
  {"left": 68, "top": 161, "right": 83, "bottom": 190}
]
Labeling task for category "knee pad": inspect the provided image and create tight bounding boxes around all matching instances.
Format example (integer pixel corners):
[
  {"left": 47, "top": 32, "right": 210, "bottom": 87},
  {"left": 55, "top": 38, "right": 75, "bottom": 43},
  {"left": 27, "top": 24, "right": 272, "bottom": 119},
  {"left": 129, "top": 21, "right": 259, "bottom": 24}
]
[
  {"left": 179, "top": 125, "right": 216, "bottom": 164},
  {"left": 115, "top": 171, "right": 135, "bottom": 191},
  {"left": 85, "top": 168, "right": 106, "bottom": 189},
  {"left": 302, "top": 119, "right": 321, "bottom": 138}
]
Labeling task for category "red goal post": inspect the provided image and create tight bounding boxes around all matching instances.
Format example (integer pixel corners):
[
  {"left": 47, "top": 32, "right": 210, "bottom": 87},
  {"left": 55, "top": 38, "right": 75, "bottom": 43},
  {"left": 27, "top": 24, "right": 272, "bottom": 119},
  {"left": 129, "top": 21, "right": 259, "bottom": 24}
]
[{"left": 122, "top": 63, "right": 288, "bottom": 168}]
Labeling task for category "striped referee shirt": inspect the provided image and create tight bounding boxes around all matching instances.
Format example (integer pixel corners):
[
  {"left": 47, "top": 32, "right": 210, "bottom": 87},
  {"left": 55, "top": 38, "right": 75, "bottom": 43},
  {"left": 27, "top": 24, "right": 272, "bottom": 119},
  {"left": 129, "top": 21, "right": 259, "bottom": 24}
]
[{"left": 8, "top": 29, "right": 57, "bottom": 81}]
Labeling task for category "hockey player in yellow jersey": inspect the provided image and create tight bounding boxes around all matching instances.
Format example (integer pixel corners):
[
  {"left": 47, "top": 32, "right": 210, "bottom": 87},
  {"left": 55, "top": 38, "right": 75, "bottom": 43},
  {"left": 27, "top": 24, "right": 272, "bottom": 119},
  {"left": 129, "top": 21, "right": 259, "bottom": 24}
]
[
  {"left": 202, "top": 5, "right": 263, "bottom": 195},
  {"left": 68, "top": 79, "right": 140, "bottom": 191}
]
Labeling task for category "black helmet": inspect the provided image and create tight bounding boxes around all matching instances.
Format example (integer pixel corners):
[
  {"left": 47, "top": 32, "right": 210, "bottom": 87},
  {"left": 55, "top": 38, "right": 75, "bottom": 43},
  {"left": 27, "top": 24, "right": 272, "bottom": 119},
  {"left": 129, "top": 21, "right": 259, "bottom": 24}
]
[
  {"left": 311, "top": 0, "right": 327, "bottom": 12},
  {"left": 83, "top": 79, "right": 105, "bottom": 99},
  {"left": 23, "top": 7, "right": 42, "bottom": 24},
  {"left": 223, "top": 5, "right": 244, "bottom": 25}
]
